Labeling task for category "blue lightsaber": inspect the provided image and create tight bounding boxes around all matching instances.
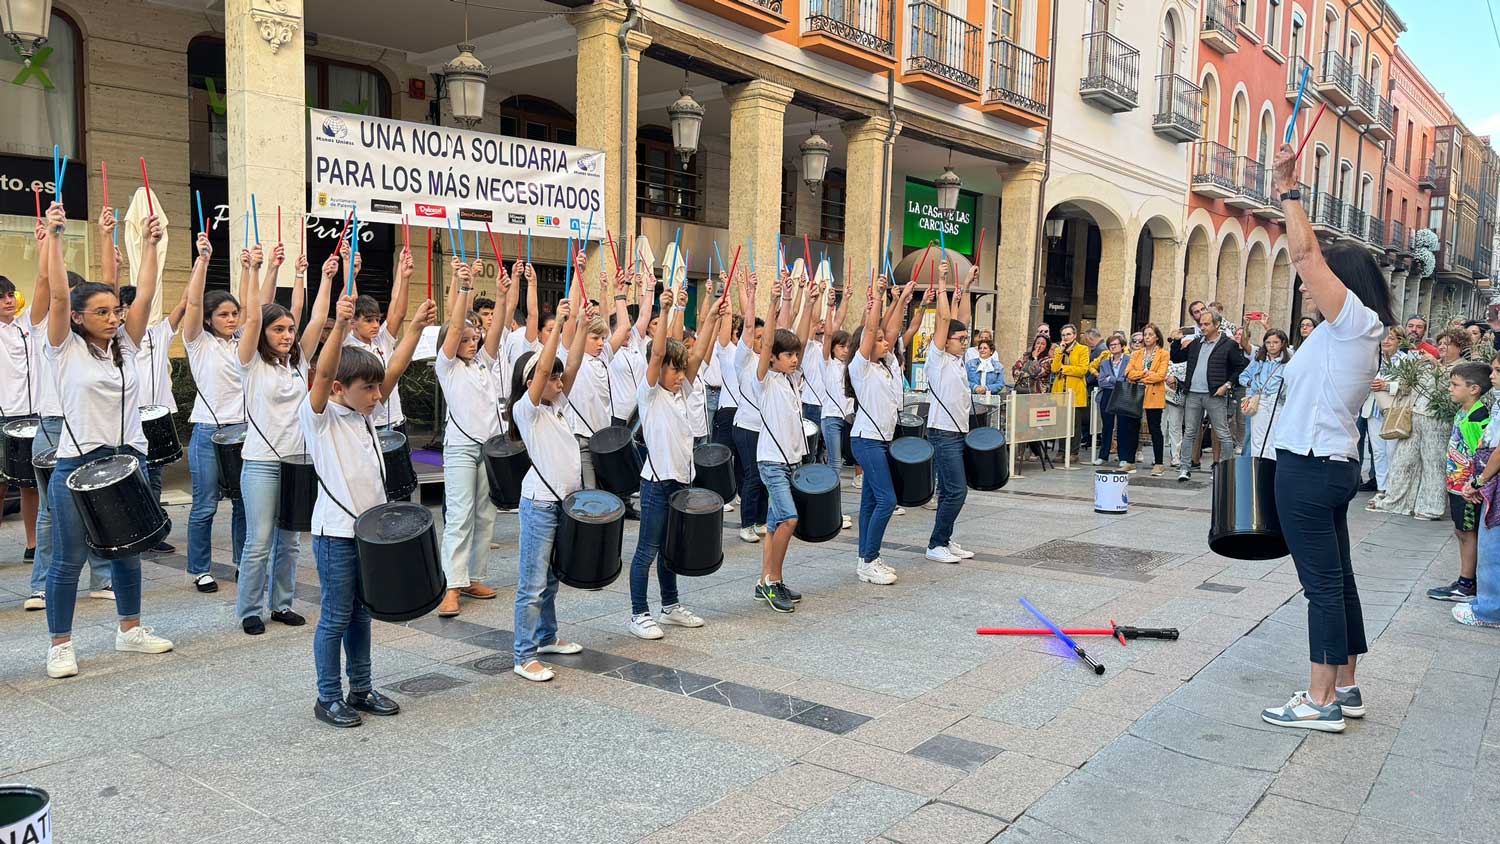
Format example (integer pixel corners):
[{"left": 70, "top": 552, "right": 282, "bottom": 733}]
[
  {"left": 883, "top": 227, "right": 893, "bottom": 279},
  {"left": 667, "top": 226, "right": 682, "bottom": 288},
  {"left": 195, "top": 190, "right": 206, "bottom": 237},
  {"left": 713, "top": 240, "right": 725, "bottom": 279},
  {"left": 748, "top": 236, "right": 756, "bottom": 274},
  {"left": 526, "top": 228, "right": 532, "bottom": 265},
  {"left": 445, "top": 215, "right": 458, "bottom": 259},
  {"left": 250, "top": 194, "right": 260, "bottom": 245},
  {"left": 1285, "top": 64, "right": 1312, "bottom": 143},
  {"left": 456, "top": 219, "right": 467, "bottom": 263},
  {"left": 1019, "top": 597, "right": 1104, "bottom": 674},
  {"left": 112, "top": 209, "right": 119, "bottom": 248}
]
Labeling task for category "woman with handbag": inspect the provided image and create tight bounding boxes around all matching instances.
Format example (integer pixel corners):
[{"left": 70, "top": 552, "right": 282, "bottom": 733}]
[
  {"left": 1363, "top": 329, "right": 1404, "bottom": 509},
  {"left": 1238, "top": 329, "right": 1291, "bottom": 461},
  {"left": 1377, "top": 329, "right": 1469, "bottom": 520},
  {"left": 1123, "top": 324, "right": 1169, "bottom": 476},
  {"left": 1091, "top": 335, "right": 1130, "bottom": 468}
]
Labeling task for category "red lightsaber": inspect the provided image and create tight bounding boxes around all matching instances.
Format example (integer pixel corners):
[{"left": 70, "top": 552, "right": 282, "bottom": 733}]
[
  {"left": 911, "top": 245, "right": 933, "bottom": 285},
  {"left": 976, "top": 623, "right": 1179, "bottom": 645},
  {"left": 1293, "top": 102, "right": 1327, "bottom": 161},
  {"left": 139, "top": 157, "right": 153, "bottom": 216},
  {"left": 101, "top": 160, "right": 109, "bottom": 208}
]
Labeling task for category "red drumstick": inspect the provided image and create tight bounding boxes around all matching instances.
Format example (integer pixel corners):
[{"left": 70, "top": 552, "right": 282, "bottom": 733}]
[
  {"left": 336, "top": 209, "right": 353, "bottom": 244},
  {"left": 101, "top": 160, "right": 109, "bottom": 208},
  {"left": 1293, "top": 102, "right": 1327, "bottom": 161},
  {"left": 277, "top": 206, "right": 282, "bottom": 243},
  {"left": 426, "top": 227, "right": 434, "bottom": 300},
  {"left": 720, "top": 244, "right": 742, "bottom": 304},
  {"left": 34, "top": 188, "right": 41, "bottom": 221},
  {"left": 402, "top": 215, "right": 410, "bottom": 252},
  {"left": 802, "top": 234, "right": 812, "bottom": 278},
  {"left": 911, "top": 244, "right": 934, "bottom": 285},
  {"left": 976, "top": 227, "right": 986, "bottom": 260},
  {"left": 605, "top": 229, "right": 620, "bottom": 275},
  {"left": 483, "top": 221, "right": 503, "bottom": 267},
  {"left": 139, "top": 157, "right": 153, "bottom": 216}
]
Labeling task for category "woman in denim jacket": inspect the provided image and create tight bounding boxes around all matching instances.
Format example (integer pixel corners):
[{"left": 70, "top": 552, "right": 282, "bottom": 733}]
[
  {"left": 1090, "top": 335, "right": 1130, "bottom": 466},
  {"left": 1237, "top": 329, "right": 1291, "bottom": 460},
  {"left": 966, "top": 337, "right": 1007, "bottom": 395}
]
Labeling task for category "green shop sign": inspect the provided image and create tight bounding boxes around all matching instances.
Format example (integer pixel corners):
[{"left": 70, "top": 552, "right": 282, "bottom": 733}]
[{"left": 902, "top": 178, "right": 976, "bottom": 255}]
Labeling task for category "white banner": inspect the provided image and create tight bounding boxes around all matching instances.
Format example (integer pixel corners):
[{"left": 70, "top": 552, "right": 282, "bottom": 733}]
[{"left": 308, "top": 108, "right": 606, "bottom": 241}]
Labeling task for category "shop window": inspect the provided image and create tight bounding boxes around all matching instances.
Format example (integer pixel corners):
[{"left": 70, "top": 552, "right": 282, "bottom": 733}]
[
  {"left": 636, "top": 125, "right": 702, "bottom": 223},
  {"left": 0, "top": 11, "right": 81, "bottom": 160},
  {"left": 499, "top": 96, "right": 576, "bottom": 145},
  {"left": 820, "top": 169, "right": 846, "bottom": 242},
  {"left": 189, "top": 38, "right": 391, "bottom": 177}
]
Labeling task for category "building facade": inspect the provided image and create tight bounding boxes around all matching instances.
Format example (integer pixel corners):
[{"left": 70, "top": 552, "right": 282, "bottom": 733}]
[{"left": 1385, "top": 47, "right": 1449, "bottom": 318}]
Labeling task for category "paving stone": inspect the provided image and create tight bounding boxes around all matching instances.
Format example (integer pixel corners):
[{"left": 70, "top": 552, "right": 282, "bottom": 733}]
[
  {"left": 978, "top": 670, "right": 1092, "bottom": 728},
  {"left": 1410, "top": 668, "right": 1497, "bottom": 715},
  {"left": 638, "top": 791, "right": 803, "bottom": 844},
  {"left": 743, "top": 762, "right": 857, "bottom": 811},
  {"left": 850, "top": 702, "right": 968, "bottom": 752},
  {"left": 1225, "top": 794, "right": 1356, "bottom": 843},
  {"left": 691, "top": 706, "right": 837, "bottom": 760},
  {"left": 1026, "top": 772, "right": 1239, "bottom": 844},
  {"left": 997, "top": 816, "right": 1093, "bottom": 843},
  {"left": 1387, "top": 703, "right": 1487, "bottom": 770},
  {"left": 604, "top": 660, "right": 720, "bottom": 695},
  {"left": 759, "top": 780, "right": 927, "bottom": 844},
  {"left": 800, "top": 738, "right": 965, "bottom": 798},
  {"left": 1361, "top": 752, "right": 1476, "bottom": 833},
  {"left": 690, "top": 680, "right": 817, "bottom": 719},
  {"left": 1340, "top": 818, "right": 1449, "bottom": 844},
  {"left": 787, "top": 704, "right": 873, "bottom": 735},
  {"left": 1128, "top": 704, "right": 1303, "bottom": 772},
  {"left": 907, "top": 734, "right": 1001, "bottom": 773},
  {"left": 1082, "top": 734, "right": 1273, "bottom": 817},
  {"left": 880, "top": 801, "right": 1006, "bottom": 844},
  {"left": 940, "top": 751, "right": 1073, "bottom": 822}
]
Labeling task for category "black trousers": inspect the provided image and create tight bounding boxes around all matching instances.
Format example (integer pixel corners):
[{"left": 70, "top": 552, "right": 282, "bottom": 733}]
[{"left": 1274, "top": 450, "right": 1366, "bottom": 665}]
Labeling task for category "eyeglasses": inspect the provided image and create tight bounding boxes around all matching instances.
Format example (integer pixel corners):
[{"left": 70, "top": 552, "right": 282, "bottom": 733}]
[{"left": 78, "top": 307, "right": 127, "bottom": 319}]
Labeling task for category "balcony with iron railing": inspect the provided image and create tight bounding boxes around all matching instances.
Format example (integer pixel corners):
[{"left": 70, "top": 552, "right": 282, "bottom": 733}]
[
  {"left": 1285, "top": 56, "right": 1320, "bottom": 106},
  {"left": 1153, "top": 75, "right": 1201, "bottom": 143},
  {"left": 1345, "top": 74, "right": 1375, "bottom": 124},
  {"left": 1313, "top": 49, "right": 1354, "bottom": 107},
  {"left": 1309, "top": 190, "right": 1345, "bottom": 236},
  {"left": 1419, "top": 158, "right": 1448, "bottom": 193},
  {"left": 1079, "top": 31, "right": 1139, "bottom": 112},
  {"left": 904, "top": 1, "right": 982, "bottom": 96},
  {"left": 1366, "top": 88, "right": 1394, "bottom": 141},
  {"left": 802, "top": 0, "right": 896, "bottom": 71},
  {"left": 1201, "top": 0, "right": 1238, "bottom": 54},
  {"left": 1365, "top": 215, "right": 1386, "bottom": 253},
  {"left": 1229, "top": 156, "right": 1269, "bottom": 210},
  {"left": 1191, "top": 142, "right": 1237, "bottom": 200},
  {"left": 1342, "top": 205, "right": 1369, "bottom": 243},
  {"left": 983, "top": 38, "right": 1050, "bottom": 125},
  {"left": 678, "top": 0, "right": 788, "bottom": 33},
  {"left": 1389, "top": 219, "right": 1407, "bottom": 253}
]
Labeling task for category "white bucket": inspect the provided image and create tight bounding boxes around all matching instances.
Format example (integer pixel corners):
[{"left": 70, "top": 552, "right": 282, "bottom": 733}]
[
  {"left": 1094, "top": 469, "right": 1129, "bottom": 514},
  {"left": 0, "top": 785, "right": 52, "bottom": 844}
]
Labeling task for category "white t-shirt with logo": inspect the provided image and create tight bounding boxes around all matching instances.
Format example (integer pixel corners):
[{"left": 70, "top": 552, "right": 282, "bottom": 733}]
[
  {"left": 45, "top": 328, "right": 148, "bottom": 459},
  {"left": 344, "top": 324, "right": 404, "bottom": 427},
  {"left": 241, "top": 354, "right": 309, "bottom": 461}
]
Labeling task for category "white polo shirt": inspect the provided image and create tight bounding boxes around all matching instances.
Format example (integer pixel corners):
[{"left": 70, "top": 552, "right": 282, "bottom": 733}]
[
  {"left": 925, "top": 349, "right": 972, "bottom": 434},
  {"left": 45, "top": 329, "right": 148, "bottom": 459},
  {"left": 135, "top": 320, "right": 178, "bottom": 411},
  {"left": 241, "top": 354, "right": 309, "bottom": 461},
  {"left": 1274, "top": 292, "right": 1383, "bottom": 461},
  {"left": 566, "top": 349, "right": 614, "bottom": 436},
  {"left": 638, "top": 379, "right": 694, "bottom": 484},
  {"left": 822, "top": 357, "right": 852, "bottom": 420},
  {"left": 186, "top": 331, "right": 245, "bottom": 425},
  {"left": 800, "top": 337, "right": 825, "bottom": 408},
  {"left": 497, "top": 329, "right": 540, "bottom": 400},
  {"left": 512, "top": 393, "right": 581, "bottom": 502},
  {"left": 715, "top": 340, "right": 740, "bottom": 412},
  {"left": 0, "top": 317, "right": 35, "bottom": 416},
  {"left": 437, "top": 347, "right": 503, "bottom": 445},
  {"left": 732, "top": 338, "right": 763, "bottom": 432},
  {"left": 756, "top": 370, "right": 806, "bottom": 464},
  {"left": 607, "top": 344, "right": 644, "bottom": 422},
  {"left": 849, "top": 351, "right": 902, "bottom": 441},
  {"left": 299, "top": 396, "right": 387, "bottom": 539},
  {"left": 344, "top": 324, "right": 404, "bottom": 427},
  {"left": 28, "top": 312, "right": 60, "bottom": 418},
  {"left": 686, "top": 371, "right": 709, "bottom": 438}
]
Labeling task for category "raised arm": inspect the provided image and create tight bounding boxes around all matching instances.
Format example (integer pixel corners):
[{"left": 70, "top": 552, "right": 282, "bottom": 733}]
[
  {"left": 385, "top": 241, "right": 412, "bottom": 336},
  {"left": 237, "top": 242, "right": 280, "bottom": 365},
  {"left": 859, "top": 276, "right": 885, "bottom": 361},
  {"left": 523, "top": 261, "right": 540, "bottom": 343},
  {"left": 440, "top": 258, "right": 470, "bottom": 361},
  {"left": 125, "top": 214, "right": 164, "bottom": 345},
  {"left": 238, "top": 243, "right": 261, "bottom": 317},
  {"left": 687, "top": 296, "right": 725, "bottom": 383},
  {"left": 483, "top": 265, "right": 512, "bottom": 360},
  {"left": 757, "top": 270, "right": 780, "bottom": 381},
  {"left": 1272, "top": 143, "right": 1346, "bottom": 319},
  {"left": 166, "top": 283, "right": 189, "bottom": 332},
  {"left": 32, "top": 219, "right": 52, "bottom": 326},
  {"left": 98, "top": 206, "right": 118, "bottom": 289},
  {"left": 607, "top": 269, "right": 631, "bottom": 354},
  {"left": 932, "top": 261, "right": 952, "bottom": 351},
  {"left": 956, "top": 266, "right": 976, "bottom": 326},
  {"left": 560, "top": 282, "right": 588, "bottom": 395},
  {"left": 288, "top": 251, "right": 307, "bottom": 326},
  {"left": 381, "top": 298, "right": 436, "bottom": 401},
  {"left": 529, "top": 294, "right": 573, "bottom": 406},
  {"left": 778, "top": 268, "right": 797, "bottom": 329},
  {"left": 44, "top": 204, "right": 70, "bottom": 348},
  {"left": 795, "top": 279, "right": 819, "bottom": 350},
  {"left": 181, "top": 233, "right": 214, "bottom": 344},
  {"left": 299, "top": 252, "right": 337, "bottom": 360},
  {"left": 645, "top": 290, "right": 672, "bottom": 388},
  {"left": 901, "top": 286, "right": 929, "bottom": 354},
  {"left": 309, "top": 295, "right": 354, "bottom": 413}
]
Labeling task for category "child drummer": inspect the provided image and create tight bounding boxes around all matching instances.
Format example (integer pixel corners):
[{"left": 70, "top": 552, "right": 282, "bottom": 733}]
[{"left": 299, "top": 289, "right": 434, "bottom": 728}]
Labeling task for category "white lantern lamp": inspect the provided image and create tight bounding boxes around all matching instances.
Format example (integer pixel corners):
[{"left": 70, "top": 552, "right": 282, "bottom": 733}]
[
  {"left": 800, "top": 129, "right": 831, "bottom": 192},
  {"left": 935, "top": 148, "right": 962, "bottom": 212},
  {"left": 1, "top": 0, "right": 52, "bottom": 62},
  {"left": 667, "top": 73, "right": 704, "bottom": 170},
  {"left": 443, "top": 45, "right": 489, "bottom": 127}
]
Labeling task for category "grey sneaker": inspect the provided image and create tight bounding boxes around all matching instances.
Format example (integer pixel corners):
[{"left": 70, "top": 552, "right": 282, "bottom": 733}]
[
  {"left": 1261, "top": 692, "right": 1346, "bottom": 732},
  {"left": 1426, "top": 580, "right": 1476, "bottom": 602},
  {"left": 1298, "top": 686, "right": 1364, "bottom": 718}
]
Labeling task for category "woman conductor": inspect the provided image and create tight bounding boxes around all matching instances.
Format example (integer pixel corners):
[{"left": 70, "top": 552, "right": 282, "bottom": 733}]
[{"left": 1260, "top": 142, "right": 1394, "bottom": 733}]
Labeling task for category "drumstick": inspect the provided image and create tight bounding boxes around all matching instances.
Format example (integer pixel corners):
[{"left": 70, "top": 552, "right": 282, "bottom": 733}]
[
  {"left": 139, "top": 157, "right": 153, "bottom": 216},
  {"left": 1293, "top": 103, "right": 1327, "bottom": 161},
  {"left": 34, "top": 188, "right": 40, "bottom": 222},
  {"left": 101, "top": 160, "right": 109, "bottom": 209},
  {"left": 335, "top": 209, "right": 353, "bottom": 244},
  {"left": 484, "top": 221, "right": 502, "bottom": 269},
  {"left": 426, "top": 227, "right": 433, "bottom": 300},
  {"left": 605, "top": 228, "right": 620, "bottom": 275},
  {"left": 403, "top": 214, "right": 410, "bottom": 253},
  {"left": 911, "top": 245, "right": 933, "bottom": 285},
  {"left": 720, "top": 244, "right": 741, "bottom": 305}
]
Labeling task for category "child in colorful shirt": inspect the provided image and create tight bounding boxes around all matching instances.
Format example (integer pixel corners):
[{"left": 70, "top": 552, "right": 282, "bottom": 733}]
[{"left": 1429, "top": 362, "right": 1493, "bottom": 603}]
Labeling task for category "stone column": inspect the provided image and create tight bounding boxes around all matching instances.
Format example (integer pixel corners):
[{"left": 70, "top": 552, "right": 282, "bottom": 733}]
[
  {"left": 574, "top": 5, "right": 650, "bottom": 294},
  {"left": 1406, "top": 273, "right": 1422, "bottom": 319},
  {"left": 996, "top": 162, "right": 1045, "bottom": 361},
  {"left": 225, "top": 0, "right": 306, "bottom": 291},
  {"left": 838, "top": 116, "right": 898, "bottom": 326},
  {"left": 722, "top": 80, "right": 796, "bottom": 314},
  {"left": 1418, "top": 278, "right": 1434, "bottom": 319},
  {"left": 1093, "top": 227, "right": 1134, "bottom": 333},
  {"left": 1184, "top": 235, "right": 1213, "bottom": 318},
  {"left": 1387, "top": 269, "right": 1407, "bottom": 317},
  {"left": 1148, "top": 236, "right": 1184, "bottom": 329}
]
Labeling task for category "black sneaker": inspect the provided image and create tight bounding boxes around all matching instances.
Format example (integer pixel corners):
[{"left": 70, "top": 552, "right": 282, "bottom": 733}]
[
  {"left": 1358, "top": 478, "right": 1378, "bottom": 492},
  {"left": 779, "top": 581, "right": 803, "bottom": 603},
  {"left": 23, "top": 547, "right": 35, "bottom": 561},
  {"left": 270, "top": 609, "right": 307, "bottom": 626},
  {"left": 194, "top": 574, "right": 218, "bottom": 593},
  {"left": 242, "top": 616, "right": 265, "bottom": 636},
  {"left": 314, "top": 698, "right": 363, "bottom": 728},
  {"left": 754, "top": 582, "right": 795, "bottom": 613},
  {"left": 151, "top": 541, "right": 176, "bottom": 553},
  {"left": 346, "top": 689, "right": 401, "bottom": 716},
  {"left": 1426, "top": 580, "right": 1477, "bottom": 602}
]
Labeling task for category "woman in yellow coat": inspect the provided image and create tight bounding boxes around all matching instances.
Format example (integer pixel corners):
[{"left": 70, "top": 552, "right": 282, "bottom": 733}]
[{"left": 1050, "top": 324, "right": 1091, "bottom": 454}]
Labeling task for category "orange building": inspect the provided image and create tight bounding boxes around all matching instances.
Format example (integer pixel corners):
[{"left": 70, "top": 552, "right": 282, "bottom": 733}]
[
  {"left": 1384, "top": 47, "right": 1450, "bottom": 319},
  {"left": 1186, "top": 0, "right": 1402, "bottom": 331}
]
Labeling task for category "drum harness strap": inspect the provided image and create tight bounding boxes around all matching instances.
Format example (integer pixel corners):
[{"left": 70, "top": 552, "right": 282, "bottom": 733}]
[
  {"left": 240, "top": 360, "right": 305, "bottom": 463},
  {"left": 445, "top": 357, "right": 506, "bottom": 446},
  {"left": 57, "top": 339, "right": 128, "bottom": 462},
  {"left": 313, "top": 418, "right": 387, "bottom": 524},
  {"left": 926, "top": 356, "right": 971, "bottom": 434},
  {"left": 849, "top": 357, "right": 897, "bottom": 447},
  {"left": 563, "top": 353, "right": 612, "bottom": 440},
  {"left": 1, "top": 319, "right": 35, "bottom": 417},
  {"left": 754, "top": 371, "right": 800, "bottom": 468}
]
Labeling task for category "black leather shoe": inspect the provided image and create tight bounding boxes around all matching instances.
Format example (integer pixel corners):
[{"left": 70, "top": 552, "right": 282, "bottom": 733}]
[
  {"left": 314, "top": 698, "right": 363, "bottom": 728},
  {"left": 151, "top": 541, "right": 176, "bottom": 553},
  {"left": 23, "top": 547, "right": 35, "bottom": 561},
  {"left": 270, "top": 610, "right": 306, "bottom": 627},
  {"left": 624, "top": 505, "right": 642, "bottom": 521},
  {"left": 347, "top": 689, "right": 401, "bottom": 716},
  {"left": 242, "top": 616, "right": 265, "bottom": 636}
]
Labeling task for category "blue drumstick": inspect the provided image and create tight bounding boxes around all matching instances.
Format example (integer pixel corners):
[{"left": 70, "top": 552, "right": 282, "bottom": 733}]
[{"left": 1286, "top": 64, "right": 1312, "bottom": 143}]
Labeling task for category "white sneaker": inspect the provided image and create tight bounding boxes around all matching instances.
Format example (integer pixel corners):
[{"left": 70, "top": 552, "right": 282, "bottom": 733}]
[
  {"left": 852, "top": 474, "right": 863, "bottom": 490},
  {"left": 755, "top": 523, "right": 768, "bottom": 536},
  {"left": 723, "top": 502, "right": 735, "bottom": 513},
  {"left": 926, "top": 545, "right": 962, "bottom": 563},
  {"left": 841, "top": 514, "right": 853, "bottom": 530},
  {"left": 923, "top": 499, "right": 939, "bottom": 510},
  {"left": 514, "top": 661, "right": 554, "bottom": 682},
  {"left": 1092, "top": 458, "right": 1105, "bottom": 466},
  {"left": 89, "top": 588, "right": 115, "bottom": 600},
  {"left": 893, "top": 507, "right": 906, "bottom": 516},
  {"left": 628, "top": 613, "right": 664, "bottom": 640},
  {"left": 947, "top": 541, "right": 976, "bottom": 559},
  {"left": 857, "top": 559, "right": 898, "bottom": 585},
  {"left": 739, "top": 526, "right": 760, "bottom": 544},
  {"left": 658, "top": 605, "right": 705, "bottom": 628},
  {"left": 24, "top": 592, "right": 45, "bottom": 611},
  {"left": 115, "top": 625, "right": 174, "bottom": 654},
  {"left": 1118, "top": 460, "right": 1128, "bottom": 469},
  {"left": 47, "top": 642, "right": 78, "bottom": 678}
]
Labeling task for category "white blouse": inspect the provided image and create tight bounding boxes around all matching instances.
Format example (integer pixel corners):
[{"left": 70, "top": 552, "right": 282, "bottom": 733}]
[{"left": 848, "top": 351, "right": 902, "bottom": 441}]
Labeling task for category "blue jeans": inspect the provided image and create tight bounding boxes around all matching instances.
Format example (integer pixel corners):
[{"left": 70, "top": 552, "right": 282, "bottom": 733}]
[
  {"left": 758, "top": 461, "right": 797, "bottom": 532},
  {"left": 929, "top": 430, "right": 967, "bottom": 549},
  {"left": 1274, "top": 450, "right": 1366, "bottom": 665},
  {"left": 31, "top": 417, "right": 108, "bottom": 595},
  {"left": 441, "top": 439, "right": 497, "bottom": 589},
  {"left": 311, "top": 535, "right": 371, "bottom": 702},
  {"left": 514, "top": 497, "right": 562, "bottom": 665},
  {"left": 822, "top": 415, "right": 848, "bottom": 473},
  {"left": 851, "top": 436, "right": 896, "bottom": 562},
  {"left": 45, "top": 446, "right": 147, "bottom": 638},
  {"left": 1475, "top": 509, "right": 1500, "bottom": 623},
  {"left": 732, "top": 425, "right": 767, "bottom": 528},
  {"left": 236, "top": 460, "right": 300, "bottom": 620},
  {"left": 629, "top": 478, "right": 683, "bottom": 616},
  {"left": 188, "top": 423, "right": 246, "bottom": 576}
]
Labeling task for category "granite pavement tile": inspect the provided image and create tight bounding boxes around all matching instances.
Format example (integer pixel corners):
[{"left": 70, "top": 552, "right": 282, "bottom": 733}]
[
  {"left": 848, "top": 702, "right": 968, "bottom": 752},
  {"left": 1025, "top": 772, "right": 1239, "bottom": 844},
  {"left": 997, "top": 816, "right": 1094, "bottom": 843},
  {"left": 1225, "top": 795, "right": 1356, "bottom": 844},
  {"left": 939, "top": 750, "right": 1073, "bottom": 822},
  {"left": 637, "top": 791, "right": 803, "bottom": 844},
  {"left": 800, "top": 737, "right": 966, "bottom": 797},
  {"left": 758, "top": 780, "right": 927, "bottom": 844},
  {"left": 907, "top": 734, "right": 1001, "bottom": 773},
  {"left": 880, "top": 801, "right": 1007, "bottom": 844},
  {"left": 1081, "top": 734, "right": 1274, "bottom": 817},
  {"left": 1127, "top": 704, "right": 1303, "bottom": 772},
  {"left": 742, "top": 762, "right": 857, "bottom": 811},
  {"left": 1360, "top": 752, "right": 1476, "bottom": 833},
  {"left": 1387, "top": 703, "right": 1487, "bottom": 770}
]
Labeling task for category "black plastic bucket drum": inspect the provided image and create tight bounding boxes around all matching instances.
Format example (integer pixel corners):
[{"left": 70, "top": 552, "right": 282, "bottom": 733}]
[
  {"left": 211, "top": 423, "right": 247, "bottom": 500},
  {"left": 791, "top": 463, "right": 842, "bottom": 543},
  {"left": 692, "top": 442, "right": 737, "bottom": 504},
  {"left": 552, "top": 489, "right": 626, "bottom": 589},
  {"left": 964, "top": 426, "right": 1009, "bottom": 491},
  {"left": 1209, "top": 453, "right": 1287, "bottom": 560},
  {"left": 277, "top": 453, "right": 318, "bottom": 532},
  {"left": 65, "top": 453, "right": 170, "bottom": 559},
  {"left": 895, "top": 411, "right": 927, "bottom": 441},
  {"left": 0, "top": 416, "right": 40, "bottom": 488},
  {"left": 483, "top": 435, "right": 530, "bottom": 510},
  {"left": 31, "top": 446, "right": 57, "bottom": 492},
  {"left": 588, "top": 425, "right": 642, "bottom": 497},
  {"left": 353, "top": 501, "right": 445, "bottom": 621},
  {"left": 140, "top": 404, "right": 183, "bottom": 467},
  {"left": 890, "top": 436, "right": 935, "bottom": 507},
  {"left": 379, "top": 429, "right": 418, "bottom": 501},
  {"left": 662, "top": 488, "right": 725, "bottom": 577}
]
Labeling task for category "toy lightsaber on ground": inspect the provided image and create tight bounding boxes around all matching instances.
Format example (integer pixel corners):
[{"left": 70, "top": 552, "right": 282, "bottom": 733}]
[
  {"left": 1018, "top": 598, "right": 1105, "bottom": 675},
  {"left": 977, "top": 622, "right": 1179, "bottom": 646}
]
